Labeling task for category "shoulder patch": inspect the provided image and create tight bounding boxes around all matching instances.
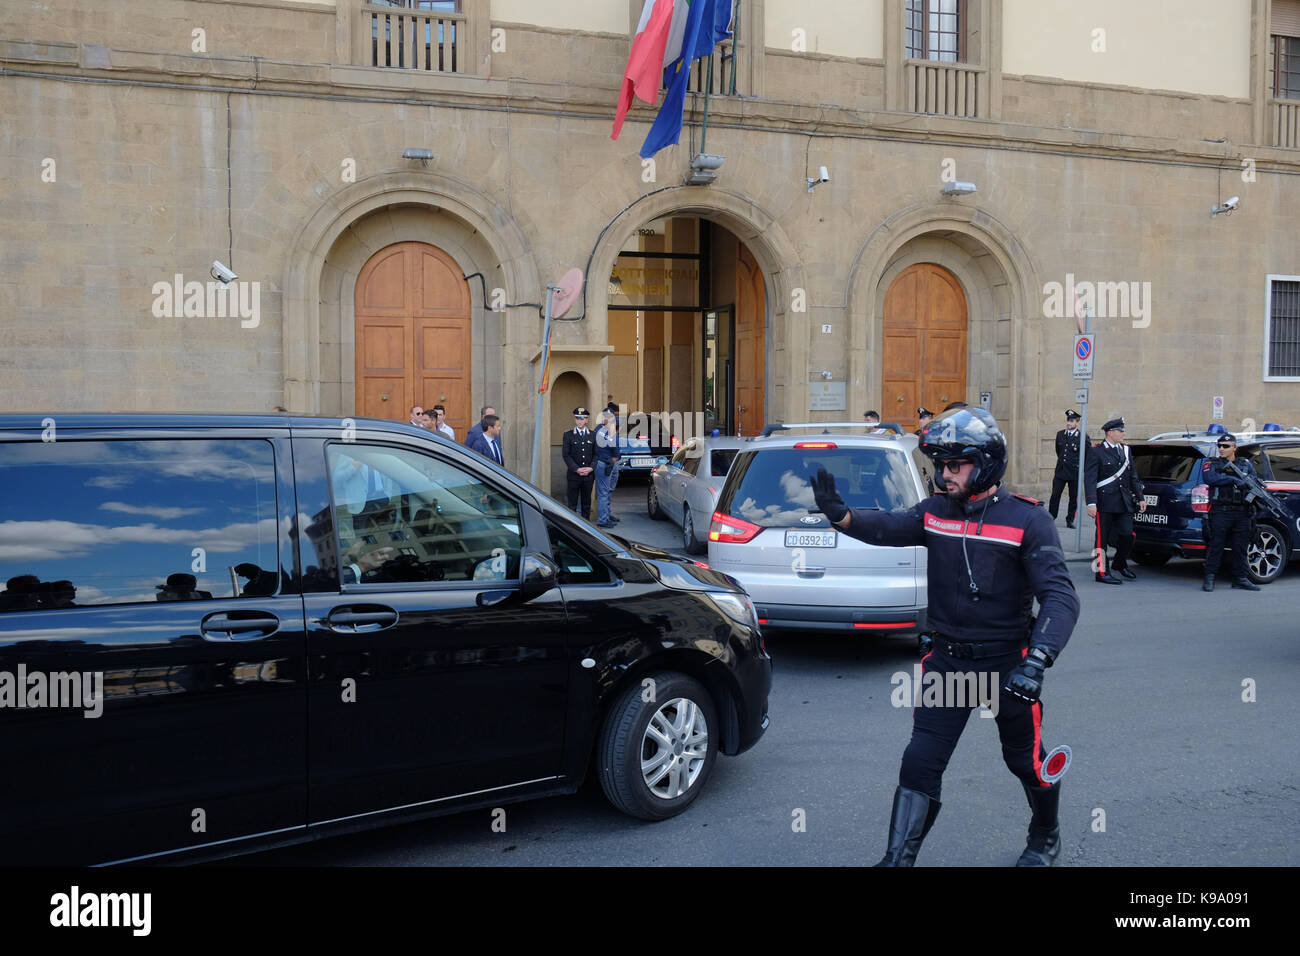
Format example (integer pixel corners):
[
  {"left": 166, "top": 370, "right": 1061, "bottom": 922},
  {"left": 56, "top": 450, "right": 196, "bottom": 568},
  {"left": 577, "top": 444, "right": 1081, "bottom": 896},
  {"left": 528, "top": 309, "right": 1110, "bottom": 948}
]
[{"left": 1011, "top": 493, "right": 1042, "bottom": 507}]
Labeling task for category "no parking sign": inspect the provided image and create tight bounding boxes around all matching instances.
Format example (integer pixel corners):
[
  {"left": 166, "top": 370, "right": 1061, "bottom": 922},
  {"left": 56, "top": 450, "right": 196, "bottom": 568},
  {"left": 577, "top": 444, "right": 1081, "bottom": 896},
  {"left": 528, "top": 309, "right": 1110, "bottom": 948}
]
[{"left": 1073, "top": 334, "right": 1095, "bottom": 379}]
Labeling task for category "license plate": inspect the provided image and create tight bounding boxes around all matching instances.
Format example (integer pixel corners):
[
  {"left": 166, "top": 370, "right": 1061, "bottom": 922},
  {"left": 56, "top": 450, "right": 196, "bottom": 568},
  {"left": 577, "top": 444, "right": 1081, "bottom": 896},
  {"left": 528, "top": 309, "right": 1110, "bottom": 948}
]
[
  {"left": 785, "top": 530, "right": 837, "bottom": 548},
  {"left": 630, "top": 457, "right": 655, "bottom": 467}
]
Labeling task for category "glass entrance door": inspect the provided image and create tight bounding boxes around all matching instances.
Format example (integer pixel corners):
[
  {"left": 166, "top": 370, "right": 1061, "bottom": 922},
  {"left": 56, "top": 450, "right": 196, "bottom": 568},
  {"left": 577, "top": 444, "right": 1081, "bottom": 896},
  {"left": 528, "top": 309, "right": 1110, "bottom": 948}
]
[{"left": 703, "top": 306, "right": 735, "bottom": 435}]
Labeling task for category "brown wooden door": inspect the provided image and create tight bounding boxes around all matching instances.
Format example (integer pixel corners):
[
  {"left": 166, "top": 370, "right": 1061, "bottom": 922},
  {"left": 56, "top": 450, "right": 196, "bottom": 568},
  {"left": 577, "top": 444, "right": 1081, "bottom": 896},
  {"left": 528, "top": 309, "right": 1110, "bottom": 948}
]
[
  {"left": 882, "top": 263, "right": 967, "bottom": 430},
  {"left": 735, "top": 245, "right": 766, "bottom": 436},
  {"left": 355, "top": 242, "right": 471, "bottom": 435}
]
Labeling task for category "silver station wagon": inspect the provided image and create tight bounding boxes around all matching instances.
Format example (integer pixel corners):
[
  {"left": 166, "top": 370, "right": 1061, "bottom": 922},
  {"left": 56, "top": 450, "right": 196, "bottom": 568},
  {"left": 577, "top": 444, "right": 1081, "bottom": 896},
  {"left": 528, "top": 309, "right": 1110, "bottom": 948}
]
[
  {"left": 705, "top": 424, "right": 930, "bottom": 633},
  {"left": 646, "top": 436, "right": 747, "bottom": 555}
]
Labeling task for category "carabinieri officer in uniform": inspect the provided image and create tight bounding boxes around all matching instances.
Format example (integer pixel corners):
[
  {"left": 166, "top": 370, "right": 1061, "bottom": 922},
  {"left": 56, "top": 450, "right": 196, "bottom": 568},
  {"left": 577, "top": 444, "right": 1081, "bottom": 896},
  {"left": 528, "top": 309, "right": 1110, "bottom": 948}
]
[
  {"left": 1200, "top": 432, "right": 1262, "bottom": 592},
  {"left": 811, "top": 407, "right": 1080, "bottom": 866},
  {"left": 561, "top": 406, "right": 597, "bottom": 520},
  {"left": 1084, "top": 417, "right": 1146, "bottom": 584}
]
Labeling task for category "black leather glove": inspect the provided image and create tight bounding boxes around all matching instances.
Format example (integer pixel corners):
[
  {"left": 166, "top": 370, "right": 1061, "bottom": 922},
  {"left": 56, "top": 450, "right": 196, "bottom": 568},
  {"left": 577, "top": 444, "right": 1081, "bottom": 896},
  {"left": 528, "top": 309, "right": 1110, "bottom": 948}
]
[
  {"left": 810, "top": 467, "right": 848, "bottom": 523},
  {"left": 1003, "top": 646, "right": 1053, "bottom": 704}
]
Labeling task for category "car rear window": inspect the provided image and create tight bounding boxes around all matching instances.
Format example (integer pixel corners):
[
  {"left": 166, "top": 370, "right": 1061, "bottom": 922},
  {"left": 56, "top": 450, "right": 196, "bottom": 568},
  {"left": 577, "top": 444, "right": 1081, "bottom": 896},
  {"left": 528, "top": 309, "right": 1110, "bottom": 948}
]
[
  {"left": 1132, "top": 446, "right": 1201, "bottom": 483},
  {"left": 718, "top": 447, "right": 919, "bottom": 527}
]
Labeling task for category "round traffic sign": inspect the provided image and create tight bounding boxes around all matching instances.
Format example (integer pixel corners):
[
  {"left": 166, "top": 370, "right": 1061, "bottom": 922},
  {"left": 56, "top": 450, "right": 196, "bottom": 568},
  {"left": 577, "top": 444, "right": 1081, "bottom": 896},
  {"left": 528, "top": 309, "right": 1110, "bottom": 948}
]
[{"left": 1076, "top": 338, "right": 1091, "bottom": 360}]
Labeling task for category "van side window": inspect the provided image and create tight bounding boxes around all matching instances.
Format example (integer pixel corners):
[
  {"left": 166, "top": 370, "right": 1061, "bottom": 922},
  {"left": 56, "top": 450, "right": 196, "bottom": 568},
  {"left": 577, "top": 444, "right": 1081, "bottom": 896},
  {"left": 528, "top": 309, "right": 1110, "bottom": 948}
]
[
  {"left": 546, "top": 522, "right": 611, "bottom": 585},
  {"left": 326, "top": 444, "right": 522, "bottom": 585},
  {"left": 0, "top": 440, "right": 278, "bottom": 610}
]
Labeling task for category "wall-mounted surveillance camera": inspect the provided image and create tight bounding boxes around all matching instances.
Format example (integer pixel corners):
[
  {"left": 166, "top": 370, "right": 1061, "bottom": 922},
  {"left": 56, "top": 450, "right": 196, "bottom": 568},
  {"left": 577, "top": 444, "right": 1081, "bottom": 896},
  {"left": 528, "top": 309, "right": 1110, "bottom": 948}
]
[
  {"left": 1210, "top": 196, "right": 1240, "bottom": 216},
  {"left": 941, "top": 181, "right": 978, "bottom": 196},
  {"left": 807, "top": 166, "right": 830, "bottom": 192},
  {"left": 210, "top": 260, "right": 237, "bottom": 284}
]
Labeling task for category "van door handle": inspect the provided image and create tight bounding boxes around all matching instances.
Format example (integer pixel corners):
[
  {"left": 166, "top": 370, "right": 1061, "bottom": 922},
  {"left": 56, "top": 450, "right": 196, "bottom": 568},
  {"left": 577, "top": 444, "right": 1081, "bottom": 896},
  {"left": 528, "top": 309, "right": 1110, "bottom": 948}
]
[
  {"left": 201, "top": 611, "right": 280, "bottom": 641},
  {"left": 325, "top": 605, "right": 399, "bottom": 632}
]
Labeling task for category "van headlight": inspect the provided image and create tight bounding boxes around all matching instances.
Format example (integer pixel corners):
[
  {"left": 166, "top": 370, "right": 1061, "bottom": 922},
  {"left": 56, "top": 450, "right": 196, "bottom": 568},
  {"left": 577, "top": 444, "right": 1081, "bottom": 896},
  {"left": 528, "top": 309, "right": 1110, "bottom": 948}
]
[{"left": 705, "top": 592, "right": 758, "bottom": 630}]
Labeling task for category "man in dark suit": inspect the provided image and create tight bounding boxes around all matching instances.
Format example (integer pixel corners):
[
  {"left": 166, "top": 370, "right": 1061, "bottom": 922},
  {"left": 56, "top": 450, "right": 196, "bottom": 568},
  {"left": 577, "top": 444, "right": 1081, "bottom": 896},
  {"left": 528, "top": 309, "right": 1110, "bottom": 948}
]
[
  {"left": 463, "top": 405, "right": 496, "bottom": 448},
  {"left": 1084, "top": 417, "right": 1146, "bottom": 584},
  {"left": 468, "top": 414, "right": 506, "bottom": 468},
  {"left": 562, "top": 406, "right": 597, "bottom": 519},
  {"left": 1049, "top": 410, "right": 1083, "bottom": 528}
]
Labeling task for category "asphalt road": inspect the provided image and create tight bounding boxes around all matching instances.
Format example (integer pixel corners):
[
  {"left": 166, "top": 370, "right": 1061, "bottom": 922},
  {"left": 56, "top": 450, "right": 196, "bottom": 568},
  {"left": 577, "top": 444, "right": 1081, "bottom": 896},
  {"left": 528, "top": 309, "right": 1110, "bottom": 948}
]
[{"left": 246, "top": 481, "right": 1300, "bottom": 866}]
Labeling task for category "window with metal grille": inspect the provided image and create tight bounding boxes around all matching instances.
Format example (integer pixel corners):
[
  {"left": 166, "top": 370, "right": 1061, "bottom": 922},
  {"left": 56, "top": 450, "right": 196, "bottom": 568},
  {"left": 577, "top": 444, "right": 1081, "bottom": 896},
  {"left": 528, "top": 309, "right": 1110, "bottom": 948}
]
[
  {"left": 1266, "top": 276, "right": 1300, "bottom": 379},
  {"left": 905, "top": 0, "right": 965, "bottom": 63},
  {"left": 1275, "top": 36, "right": 1300, "bottom": 98}
]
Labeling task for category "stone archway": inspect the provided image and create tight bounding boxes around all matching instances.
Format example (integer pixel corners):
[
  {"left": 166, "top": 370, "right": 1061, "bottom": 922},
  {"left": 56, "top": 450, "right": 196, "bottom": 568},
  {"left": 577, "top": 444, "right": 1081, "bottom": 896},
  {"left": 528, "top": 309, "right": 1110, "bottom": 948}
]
[
  {"left": 846, "top": 204, "right": 1043, "bottom": 486},
  {"left": 584, "top": 186, "right": 806, "bottom": 428},
  {"left": 281, "top": 171, "right": 540, "bottom": 456}
]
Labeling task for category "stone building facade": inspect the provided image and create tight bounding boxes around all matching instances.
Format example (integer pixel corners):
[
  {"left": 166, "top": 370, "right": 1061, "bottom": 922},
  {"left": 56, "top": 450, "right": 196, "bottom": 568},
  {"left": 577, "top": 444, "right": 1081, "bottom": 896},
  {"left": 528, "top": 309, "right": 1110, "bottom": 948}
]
[{"left": 2, "top": 0, "right": 1299, "bottom": 494}]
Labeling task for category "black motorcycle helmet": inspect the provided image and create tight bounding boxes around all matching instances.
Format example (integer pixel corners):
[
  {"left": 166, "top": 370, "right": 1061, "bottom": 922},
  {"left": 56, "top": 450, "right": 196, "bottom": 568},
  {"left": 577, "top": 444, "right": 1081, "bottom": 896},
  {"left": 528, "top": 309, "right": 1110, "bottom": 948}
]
[{"left": 919, "top": 407, "right": 1008, "bottom": 497}]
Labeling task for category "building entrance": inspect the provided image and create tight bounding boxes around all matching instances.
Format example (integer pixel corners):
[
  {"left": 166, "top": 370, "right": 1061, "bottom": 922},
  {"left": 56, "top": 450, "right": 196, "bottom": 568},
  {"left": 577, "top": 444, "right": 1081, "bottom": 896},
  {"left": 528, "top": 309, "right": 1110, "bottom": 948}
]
[{"left": 607, "top": 217, "right": 766, "bottom": 439}]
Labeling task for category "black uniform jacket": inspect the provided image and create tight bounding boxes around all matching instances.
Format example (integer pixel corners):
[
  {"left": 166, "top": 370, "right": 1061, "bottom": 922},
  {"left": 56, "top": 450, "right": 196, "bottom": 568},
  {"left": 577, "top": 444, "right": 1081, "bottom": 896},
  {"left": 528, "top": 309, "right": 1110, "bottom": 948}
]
[
  {"left": 561, "top": 428, "right": 596, "bottom": 474},
  {"left": 1203, "top": 455, "right": 1258, "bottom": 506},
  {"left": 1054, "top": 429, "right": 1082, "bottom": 480},
  {"left": 1084, "top": 442, "right": 1144, "bottom": 512},
  {"left": 841, "top": 489, "right": 1080, "bottom": 659}
]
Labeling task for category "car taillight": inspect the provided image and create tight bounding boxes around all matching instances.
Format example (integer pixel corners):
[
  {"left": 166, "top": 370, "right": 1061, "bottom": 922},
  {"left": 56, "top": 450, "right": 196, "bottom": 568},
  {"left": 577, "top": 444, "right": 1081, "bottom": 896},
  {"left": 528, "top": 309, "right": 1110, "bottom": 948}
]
[
  {"left": 794, "top": 441, "right": 837, "bottom": 449},
  {"left": 1191, "top": 484, "right": 1209, "bottom": 513},
  {"left": 671, "top": 435, "right": 681, "bottom": 451},
  {"left": 709, "top": 511, "right": 762, "bottom": 544}
]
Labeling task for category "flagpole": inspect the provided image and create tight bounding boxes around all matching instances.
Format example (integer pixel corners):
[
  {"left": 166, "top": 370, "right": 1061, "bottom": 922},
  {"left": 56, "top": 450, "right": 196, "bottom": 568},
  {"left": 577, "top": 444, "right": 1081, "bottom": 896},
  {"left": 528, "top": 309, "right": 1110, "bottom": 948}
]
[{"left": 700, "top": 52, "right": 713, "bottom": 154}]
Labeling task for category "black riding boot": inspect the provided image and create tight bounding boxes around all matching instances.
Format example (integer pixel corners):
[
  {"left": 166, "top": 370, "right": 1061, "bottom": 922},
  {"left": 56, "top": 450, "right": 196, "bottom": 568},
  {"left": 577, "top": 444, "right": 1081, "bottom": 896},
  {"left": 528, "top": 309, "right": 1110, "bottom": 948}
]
[
  {"left": 1016, "top": 781, "right": 1061, "bottom": 866},
  {"left": 874, "top": 786, "right": 941, "bottom": 867}
]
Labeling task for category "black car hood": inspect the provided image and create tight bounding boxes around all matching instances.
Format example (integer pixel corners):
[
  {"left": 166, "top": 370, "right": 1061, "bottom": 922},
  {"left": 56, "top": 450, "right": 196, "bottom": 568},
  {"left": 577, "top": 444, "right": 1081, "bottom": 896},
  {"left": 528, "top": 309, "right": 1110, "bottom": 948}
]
[{"left": 617, "top": 539, "right": 742, "bottom": 592}]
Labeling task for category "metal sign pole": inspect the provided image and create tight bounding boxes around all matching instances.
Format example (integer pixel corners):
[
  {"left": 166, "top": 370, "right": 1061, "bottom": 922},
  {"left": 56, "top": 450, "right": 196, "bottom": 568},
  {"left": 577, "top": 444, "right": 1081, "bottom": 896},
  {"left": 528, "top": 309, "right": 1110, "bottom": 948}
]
[
  {"left": 1074, "top": 307, "right": 1092, "bottom": 554},
  {"left": 529, "top": 285, "right": 557, "bottom": 486}
]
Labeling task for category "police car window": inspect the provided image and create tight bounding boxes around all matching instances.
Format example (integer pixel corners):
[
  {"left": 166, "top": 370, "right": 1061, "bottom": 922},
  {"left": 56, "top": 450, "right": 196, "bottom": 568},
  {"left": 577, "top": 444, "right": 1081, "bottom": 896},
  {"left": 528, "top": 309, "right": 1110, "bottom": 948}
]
[
  {"left": 1132, "top": 448, "right": 1199, "bottom": 483},
  {"left": 719, "top": 447, "right": 919, "bottom": 528},
  {"left": 681, "top": 454, "right": 701, "bottom": 477},
  {"left": 670, "top": 447, "right": 690, "bottom": 468},
  {"left": 1266, "top": 448, "right": 1300, "bottom": 481},
  {"left": 546, "top": 522, "right": 611, "bottom": 585},
  {"left": 0, "top": 439, "right": 278, "bottom": 610},
  {"left": 326, "top": 445, "right": 521, "bottom": 586}
]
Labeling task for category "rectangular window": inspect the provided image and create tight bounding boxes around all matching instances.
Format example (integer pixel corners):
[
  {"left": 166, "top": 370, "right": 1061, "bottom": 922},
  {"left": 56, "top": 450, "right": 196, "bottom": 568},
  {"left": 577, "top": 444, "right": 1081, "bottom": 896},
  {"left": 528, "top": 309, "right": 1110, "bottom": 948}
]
[
  {"left": 1265, "top": 446, "right": 1300, "bottom": 481},
  {"left": 0, "top": 440, "right": 278, "bottom": 610},
  {"left": 1265, "top": 275, "right": 1300, "bottom": 380},
  {"left": 326, "top": 444, "right": 521, "bottom": 585},
  {"left": 1275, "top": 35, "right": 1300, "bottom": 99},
  {"left": 905, "top": 0, "right": 965, "bottom": 63}
]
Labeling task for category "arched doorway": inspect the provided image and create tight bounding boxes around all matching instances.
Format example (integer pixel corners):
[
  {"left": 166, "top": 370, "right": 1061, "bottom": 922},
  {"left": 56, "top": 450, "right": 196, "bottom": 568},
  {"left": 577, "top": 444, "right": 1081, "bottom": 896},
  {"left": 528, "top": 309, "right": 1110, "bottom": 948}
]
[
  {"left": 353, "top": 241, "right": 471, "bottom": 433},
  {"left": 881, "top": 263, "right": 967, "bottom": 430}
]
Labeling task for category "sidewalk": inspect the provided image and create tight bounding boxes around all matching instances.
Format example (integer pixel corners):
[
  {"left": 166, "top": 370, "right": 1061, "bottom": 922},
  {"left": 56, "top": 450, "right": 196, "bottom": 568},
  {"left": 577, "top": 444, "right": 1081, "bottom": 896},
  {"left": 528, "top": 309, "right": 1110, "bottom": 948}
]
[{"left": 1049, "top": 511, "right": 1097, "bottom": 563}]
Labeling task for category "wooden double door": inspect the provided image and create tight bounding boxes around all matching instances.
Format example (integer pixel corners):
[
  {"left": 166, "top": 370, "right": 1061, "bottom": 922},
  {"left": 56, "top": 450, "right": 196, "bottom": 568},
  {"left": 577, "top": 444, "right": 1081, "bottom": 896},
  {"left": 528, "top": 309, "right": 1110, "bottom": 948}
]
[
  {"left": 735, "top": 245, "right": 766, "bottom": 436},
  {"left": 882, "top": 263, "right": 967, "bottom": 430},
  {"left": 355, "top": 241, "right": 471, "bottom": 436}
]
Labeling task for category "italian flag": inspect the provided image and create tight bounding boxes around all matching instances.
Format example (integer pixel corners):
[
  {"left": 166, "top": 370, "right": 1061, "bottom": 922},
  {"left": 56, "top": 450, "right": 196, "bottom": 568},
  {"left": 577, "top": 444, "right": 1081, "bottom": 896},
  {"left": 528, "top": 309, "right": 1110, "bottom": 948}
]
[{"left": 612, "top": 0, "right": 692, "bottom": 141}]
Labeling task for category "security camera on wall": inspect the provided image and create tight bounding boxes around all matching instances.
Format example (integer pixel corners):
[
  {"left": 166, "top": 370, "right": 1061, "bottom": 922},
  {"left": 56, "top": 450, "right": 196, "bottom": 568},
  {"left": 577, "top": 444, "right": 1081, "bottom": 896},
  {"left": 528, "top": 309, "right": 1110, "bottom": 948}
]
[{"left": 210, "top": 260, "right": 237, "bottom": 284}]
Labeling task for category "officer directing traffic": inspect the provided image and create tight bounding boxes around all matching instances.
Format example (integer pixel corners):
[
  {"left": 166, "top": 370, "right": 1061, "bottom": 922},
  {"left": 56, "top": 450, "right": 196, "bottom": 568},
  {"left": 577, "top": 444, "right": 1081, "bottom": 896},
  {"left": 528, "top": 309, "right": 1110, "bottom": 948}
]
[
  {"left": 1201, "top": 433, "right": 1262, "bottom": 592},
  {"left": 1084, "top": 417, "right": 1145, "bottom": 584},
  {"left": 811, "top": 408, "right": 1080, "bottom": 866}
]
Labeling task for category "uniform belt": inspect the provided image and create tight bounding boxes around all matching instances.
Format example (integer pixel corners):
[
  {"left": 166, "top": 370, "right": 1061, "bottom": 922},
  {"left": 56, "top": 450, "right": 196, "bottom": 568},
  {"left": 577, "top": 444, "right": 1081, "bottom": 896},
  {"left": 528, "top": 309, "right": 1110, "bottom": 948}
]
[{"left": 932, "top": 635, "right": 1029, "bottom": 660}]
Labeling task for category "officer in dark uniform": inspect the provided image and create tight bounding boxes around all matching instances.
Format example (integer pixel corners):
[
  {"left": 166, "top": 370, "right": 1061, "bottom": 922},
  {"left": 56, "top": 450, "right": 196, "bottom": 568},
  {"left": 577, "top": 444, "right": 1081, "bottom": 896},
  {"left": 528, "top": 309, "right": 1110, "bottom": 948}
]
[
  {"left": 1049, "top": 410, "right": 1083, "bottom": 528},
  {"left": 914, "top": 407, "right": 934, "bottom": 437},
  {"left": 561, "top": 406, "right": 597, "bottom": 519},
  {"left": 1084, "top": 417, "right": 1145, "bottom": 584},
  {"left": 811, "top": 408, "right": 1080, "bottom": 866},
  {"left": 1201, "top": 432, "right": 1262, "bottom": 592}
]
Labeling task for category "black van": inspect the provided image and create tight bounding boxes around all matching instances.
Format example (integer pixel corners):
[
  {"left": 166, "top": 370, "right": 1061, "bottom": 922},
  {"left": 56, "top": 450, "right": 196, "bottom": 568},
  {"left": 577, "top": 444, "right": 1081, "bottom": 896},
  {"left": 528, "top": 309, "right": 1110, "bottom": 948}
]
[{"left": 0, "top": 414, "right": 770, "bottom": 865}]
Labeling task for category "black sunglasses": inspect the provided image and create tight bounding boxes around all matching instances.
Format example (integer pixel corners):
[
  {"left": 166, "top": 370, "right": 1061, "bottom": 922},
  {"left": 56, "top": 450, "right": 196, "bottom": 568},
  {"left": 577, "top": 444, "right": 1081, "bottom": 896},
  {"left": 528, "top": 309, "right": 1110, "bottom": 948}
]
[
  {"left": 1217, "top": 442, "right": 1234, "bottom": 448},
  {"left": 939, "top": 460, "right": 973, "bottom": 473}
]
